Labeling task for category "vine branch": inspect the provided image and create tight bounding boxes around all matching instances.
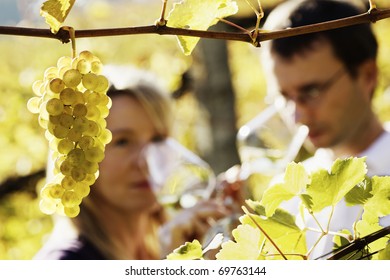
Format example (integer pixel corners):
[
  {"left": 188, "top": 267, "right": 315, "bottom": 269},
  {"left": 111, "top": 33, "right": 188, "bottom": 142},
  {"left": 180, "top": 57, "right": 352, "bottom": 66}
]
[{"left": 0, "top": 8, "right": 389, "bottom": 46}]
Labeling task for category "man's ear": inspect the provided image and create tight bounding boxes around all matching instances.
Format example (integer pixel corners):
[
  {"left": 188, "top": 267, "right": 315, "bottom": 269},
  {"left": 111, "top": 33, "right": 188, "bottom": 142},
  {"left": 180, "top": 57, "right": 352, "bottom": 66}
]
[{"left": 357, "top": 59, "right": 378, "bottom": 100}]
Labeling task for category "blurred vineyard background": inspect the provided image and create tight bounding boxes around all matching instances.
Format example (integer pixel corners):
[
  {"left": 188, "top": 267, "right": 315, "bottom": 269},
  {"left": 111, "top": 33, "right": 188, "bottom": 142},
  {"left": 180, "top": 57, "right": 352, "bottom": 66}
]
[{"left": 1, "top": 0, "right": 390, "bottom": 259}]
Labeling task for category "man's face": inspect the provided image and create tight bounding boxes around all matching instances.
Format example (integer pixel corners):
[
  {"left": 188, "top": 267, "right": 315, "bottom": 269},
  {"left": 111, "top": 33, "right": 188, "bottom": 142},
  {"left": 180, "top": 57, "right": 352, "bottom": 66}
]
[{"left": 270, "top": 41, "right": 375, "bottom": 154}]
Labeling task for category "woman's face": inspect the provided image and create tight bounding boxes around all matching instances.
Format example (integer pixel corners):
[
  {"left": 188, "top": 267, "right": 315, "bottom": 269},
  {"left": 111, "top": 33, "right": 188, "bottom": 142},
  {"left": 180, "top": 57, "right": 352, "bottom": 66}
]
[{"left": 92, "top": 94, "right": 162, "bottom": 213}]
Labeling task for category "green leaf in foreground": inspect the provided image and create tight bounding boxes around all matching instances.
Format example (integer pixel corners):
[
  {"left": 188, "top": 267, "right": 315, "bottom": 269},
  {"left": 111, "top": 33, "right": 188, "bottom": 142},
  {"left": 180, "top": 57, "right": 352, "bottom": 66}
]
[
  {"left": 378, "top": 243, "right": 390, "bottom": 260},
  {"left": 243, "top": 201, "right": 307, "bottom": 259},
  {"left": 344, "top": 176, "right": 373, "bottom": 206},
  {"left": 261, "top": 162, "right": 309, "bottom": 217},
  {"left": 166, "top": 239, "right": 203, "bottom": 260},
  {"left": 361, "top": 176, "right": 390, "bottom": 224},
  {"left": 216, "top": 224, "right": 264, "bottom": 260},
  {"left": 40, "top": 0, "right": 76, "bottom": 33},
  {"left": 166, "top": 0, "right": 238, "bottom": 55},
  {"left": 307, "top": 157, "right": 367, "bottom": 212},
  {"left": 355, "top": 220, "right": 388, "bottom": 259}
]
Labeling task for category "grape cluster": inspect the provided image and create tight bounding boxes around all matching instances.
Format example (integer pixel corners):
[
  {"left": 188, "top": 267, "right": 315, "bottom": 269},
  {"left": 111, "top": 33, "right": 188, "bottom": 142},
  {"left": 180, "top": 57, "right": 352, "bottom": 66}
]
[{"left": 27, "top": 51, "right": 112, "bottom": 218}]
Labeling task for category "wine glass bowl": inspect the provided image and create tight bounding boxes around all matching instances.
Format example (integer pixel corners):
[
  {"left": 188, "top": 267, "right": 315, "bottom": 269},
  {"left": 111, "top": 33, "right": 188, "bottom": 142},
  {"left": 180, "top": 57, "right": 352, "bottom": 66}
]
[{"left": 142, "top": 137, "right": 216, "bottom": 209}]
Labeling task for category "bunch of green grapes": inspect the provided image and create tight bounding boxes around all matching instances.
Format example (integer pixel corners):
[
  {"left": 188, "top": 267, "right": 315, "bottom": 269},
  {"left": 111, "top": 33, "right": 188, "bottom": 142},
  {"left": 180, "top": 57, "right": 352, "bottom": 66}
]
[{"left": 27, "top": 50, "right": 112, "bottom": 218}]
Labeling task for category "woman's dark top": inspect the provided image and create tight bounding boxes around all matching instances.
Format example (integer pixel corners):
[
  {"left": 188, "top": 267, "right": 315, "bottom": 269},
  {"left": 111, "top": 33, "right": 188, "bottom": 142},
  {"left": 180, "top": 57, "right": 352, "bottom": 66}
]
[{"left": 34, "top": 235, "right": 106, "bottom": 260}]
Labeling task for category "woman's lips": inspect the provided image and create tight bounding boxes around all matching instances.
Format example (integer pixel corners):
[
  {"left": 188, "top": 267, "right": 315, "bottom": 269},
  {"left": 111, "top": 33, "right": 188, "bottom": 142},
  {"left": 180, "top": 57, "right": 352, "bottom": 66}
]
[
  {"left": 133, "top": 181, "right": 151, "bottom": 189},
  {"left": 308, "top": 129, "right": 323, "bottom": 143}
]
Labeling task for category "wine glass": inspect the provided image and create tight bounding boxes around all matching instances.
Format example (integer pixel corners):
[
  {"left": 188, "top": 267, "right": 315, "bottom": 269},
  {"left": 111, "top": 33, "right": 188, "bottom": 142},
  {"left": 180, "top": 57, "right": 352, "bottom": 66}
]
[
  {"left": 142, "top": 137, "right": 216, "bottom": 211},
  {"left": 236, "top": 99, "right": 309, "bottom": 199}
]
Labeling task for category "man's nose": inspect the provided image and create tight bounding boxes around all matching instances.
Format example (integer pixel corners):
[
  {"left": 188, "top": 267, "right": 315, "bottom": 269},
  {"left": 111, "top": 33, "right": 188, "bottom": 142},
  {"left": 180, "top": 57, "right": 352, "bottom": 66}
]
[{"left": 293, "top": 103, "right": 311, "bottom": 125}]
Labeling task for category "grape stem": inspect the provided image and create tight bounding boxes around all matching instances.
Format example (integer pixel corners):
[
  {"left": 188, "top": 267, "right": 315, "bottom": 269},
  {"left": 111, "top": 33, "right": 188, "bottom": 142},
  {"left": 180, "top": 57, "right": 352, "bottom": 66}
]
[
  {"left": 244, "top": 0, "right": 264, "bottom": 47},
  {"left": 62, "top": 26, "right": 76, "bottom": 58},
  {"left": 156, "top": 0, "right": 168, "bottom": 26}
]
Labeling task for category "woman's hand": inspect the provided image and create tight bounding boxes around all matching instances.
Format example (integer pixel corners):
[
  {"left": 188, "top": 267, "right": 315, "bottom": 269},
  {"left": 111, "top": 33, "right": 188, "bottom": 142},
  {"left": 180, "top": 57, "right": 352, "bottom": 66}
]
[{"left": 159, "top": 199, "right": 229, "bottom": 257}]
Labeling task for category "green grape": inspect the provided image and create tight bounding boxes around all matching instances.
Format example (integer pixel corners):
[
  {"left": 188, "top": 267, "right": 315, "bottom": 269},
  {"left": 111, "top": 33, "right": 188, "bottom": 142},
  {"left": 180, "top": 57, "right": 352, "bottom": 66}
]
[
  {"left": 58, "top": 65, "right": 72, "bottom": 78},
  {"left": 71, "top": 167, "right": 87, "bottom": 182},
  {"left": 62, "top": 190, "right": 82, "bottom": 207},
  {"left": 72, "top": 90, "right": 85, "bottom": 106},
  {"left": 84, "top": 173, "right": 97, "bottom": 185},
  {"left": 95, "top": 75, "right": 109, "bottom": 92},
  {"left": 74, "top": 182, "right": 90, "bottom": 198},
  {"left": 57, "top": 56, "right": 72, "bottom": 68},
  {"left": 85, "top": 146, "right": 105, "bottom": 163},
  {"left": 71, "top": 57, "right": 80, "bottom": 69},
  {"left": 39, "top": 198, "right": 57, "bottom": 215},
  {"left": 49, "top": 184, "right": 65, "bottom": 199},
  {"left": 46, "top": 98, "right": 64, "bottom": 116},
  {"left": 63, "top": 69, "right": 82, "bottom": 88},
  {"left": 79, "top": 50, "right": 97, "bottom": 62},
  {"left": 44, "top": 66, "right": 58, "bottom": 80},
  {"left": 84, "top": 120, "right": 100, "bottom": 137},
  {"left": 73, "top": 103, "right": 87, "bottom": 117},
  {"left": 32, "top": 80, "right": 44, "bottom": 96},
  {"left": 27, "top": 96, "right": 41, "bottom": 114},
  {"left": 82, "top": 160, "right": 99, "bottom": 174},
  {"left": 82, "top": 73, "right": 99, "bottom": 90},
  {"left": 91, "top": 60, "right": 103, "bottom": 74},
  {"left": 106, "top": 96, "right": 112, "bottom": 109},
  {"left": 40, "top": 184, "right": 54, "bottom": 199},
  {"left": 86, "top": 104, "right": 101, "bottom": 120},
  {"left": 86, "top": 91, "right": 101, "bottom": 105},
  {"left": 49, "top": 137, "right": 60, "bottom": 152},
  {"left": 49, "top": 114, "right": 61, "bottom": 125},
  {"left": 67, "top": 148, "right": 85, "bottom": 165},
  {"left": 98, "top": 128, "right": 112, "bottom": 145},
  {"left": 54, "top": 156, "right": 66, "bottom": 171},
  {"left": 73, "top": 116, "right": 89, "bottom": 132},
  {"left": 98, "top": 105, "right": 110, "bottom": 118},
  {"left": 79, "top": 135, "right": 95, "bottom": 150},
  {"left": 59, "top": 160, "right": 73, "bottom": 176},
  {"left": 64, "top": 205, "right": 80, "bottom": 218},
  {"left": 98, "top": 94, "right": 110, "bottom": 107},
  {"left": 77, "top": 58, "right": 91, "bottom": 74},
  {"left": 58, "top": 138, "right": 74, "bottom": 154},
  {"left": 60, "top": 88, "right": 77, "bottom": 105},
  {"left": 67, "top": 128, "right": 82, "bottom": 142},
  {"left": 83, "top": 89, "right": 92, "bottom": 100},
  {"left": 49, "top": 78, "right": 66, "bottom": 94},
  {"left": 61, "top": 176, "right": 77, "bottom": 190},
  {"left": 45, "top": 130, "right": 54, "bottom": 142},
  {"left": 38, "top": 118, "right": 49, "bottom": 130},
  {"left": 52, "top": 124, "right": 69, "bottom": 139},
  {"left": 59, "top": 113, "right": 74, "bottom": 128}
]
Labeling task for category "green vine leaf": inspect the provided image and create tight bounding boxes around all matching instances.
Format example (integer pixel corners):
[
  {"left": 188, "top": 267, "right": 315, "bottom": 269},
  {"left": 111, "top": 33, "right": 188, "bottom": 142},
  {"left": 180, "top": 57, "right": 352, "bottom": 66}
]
[
  {"left": 345, "top": 176, "right": 373, "bottom": 206},
  {"left": 243, "top": 201, "right": 307, "bottom": 259},
  {"left": 261, "top": 162, "right": 310, "bottom": 217},
  {"left": 361, "top": 176, "right": 390, "bottom": 224},
  {"left": 216, "top": 224, "right": 264, "bottom": 260},
  {"left": 378, "top": 243, "right": 390, "bottom": 260},
  {"left": 40, "top": 0, "right": 76, "bottom": 34},
  {"left": 166, "top": 0, "right": 238, "bottom": 55},
  {"left": 355, "top": 220, "right": 388, "bottom": 260},
  {"left": 307, "top": 157, "right": 367, "bottom": 213},
  {"left": 166, "top": 239, "right": 203, "bottom": 260}
]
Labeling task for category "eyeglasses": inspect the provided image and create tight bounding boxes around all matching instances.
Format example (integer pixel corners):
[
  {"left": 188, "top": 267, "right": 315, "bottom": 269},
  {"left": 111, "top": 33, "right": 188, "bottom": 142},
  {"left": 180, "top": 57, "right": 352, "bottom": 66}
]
[{"left": 280, "top": 67, "right": 346, "bottom": 107}]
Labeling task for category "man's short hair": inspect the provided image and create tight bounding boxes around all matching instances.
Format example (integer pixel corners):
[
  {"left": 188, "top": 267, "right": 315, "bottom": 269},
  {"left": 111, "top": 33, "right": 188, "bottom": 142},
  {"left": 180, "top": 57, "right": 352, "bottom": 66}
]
[{"left": 264, "top": 0, "right": 378, "bottom": 77}]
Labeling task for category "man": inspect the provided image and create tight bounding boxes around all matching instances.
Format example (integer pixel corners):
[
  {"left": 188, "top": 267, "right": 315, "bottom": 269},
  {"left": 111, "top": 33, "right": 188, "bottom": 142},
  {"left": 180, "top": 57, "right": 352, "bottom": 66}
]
[{"left": 259, "top": 0, "right": 390, "bottom": 258}]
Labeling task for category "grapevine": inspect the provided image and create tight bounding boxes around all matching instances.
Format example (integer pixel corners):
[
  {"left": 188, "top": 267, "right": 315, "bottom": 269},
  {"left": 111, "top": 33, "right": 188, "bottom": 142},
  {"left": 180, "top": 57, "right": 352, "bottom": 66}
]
[{"left": 27, "top": 50, "right": 112, "bottom": 218}]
